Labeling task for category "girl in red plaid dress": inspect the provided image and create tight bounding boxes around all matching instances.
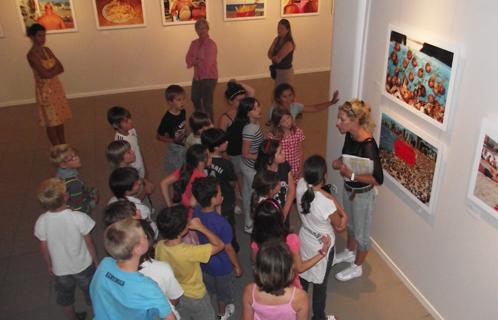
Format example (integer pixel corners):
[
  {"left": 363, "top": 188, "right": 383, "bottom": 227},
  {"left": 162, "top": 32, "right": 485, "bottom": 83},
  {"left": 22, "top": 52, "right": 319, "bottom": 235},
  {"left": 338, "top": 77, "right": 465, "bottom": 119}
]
[{"left": 268, "top": 107, "right": 305, "bottom": 182}]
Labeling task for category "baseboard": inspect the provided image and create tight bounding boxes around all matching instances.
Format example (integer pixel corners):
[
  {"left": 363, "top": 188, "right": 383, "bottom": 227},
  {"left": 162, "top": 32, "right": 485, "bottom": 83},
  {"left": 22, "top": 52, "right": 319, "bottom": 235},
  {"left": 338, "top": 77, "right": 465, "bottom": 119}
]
[
  {"left": 370, "top": 237, "right": 444, "bottom": 320},
  {"left": 0, "top": 67, "right": 330, "bottom": 108}
]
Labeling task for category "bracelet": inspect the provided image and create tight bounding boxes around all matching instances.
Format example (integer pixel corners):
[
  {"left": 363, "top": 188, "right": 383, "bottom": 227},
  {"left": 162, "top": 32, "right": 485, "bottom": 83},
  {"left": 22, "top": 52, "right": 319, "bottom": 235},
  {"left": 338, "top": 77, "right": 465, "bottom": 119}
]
[
  {"left": 350, "top": 172, "right": 355, "bottom": 181},
  {"left": 318, "top": 249, "right": 326, "bottom": 256}
]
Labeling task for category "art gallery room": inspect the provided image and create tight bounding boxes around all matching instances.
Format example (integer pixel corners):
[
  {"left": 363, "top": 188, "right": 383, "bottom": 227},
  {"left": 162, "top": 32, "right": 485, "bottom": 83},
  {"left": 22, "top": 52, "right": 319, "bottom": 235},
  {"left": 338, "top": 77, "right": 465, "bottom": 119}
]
[{"left": 0, "top": 0, "right": 497, "bottom": 319}]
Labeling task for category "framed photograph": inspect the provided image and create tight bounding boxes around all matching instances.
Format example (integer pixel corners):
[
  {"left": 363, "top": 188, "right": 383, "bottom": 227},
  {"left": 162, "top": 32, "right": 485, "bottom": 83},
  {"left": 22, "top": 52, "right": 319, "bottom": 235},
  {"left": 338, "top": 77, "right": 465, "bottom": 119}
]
[
  {"left": 93, "top": 0, "right": 146, "bottom": 30},
  {"left": 281, "top": 0, "right": 319, "bottom": 17},
  {"left": 224, "top": 0, "right": 266, "bottom": 21},
  {"left": 16, "top": 0, "right": 78, "bottom": 34},
  {"left": 161, "top": 0, "right": 207, "bottom": 26},
  {"left": 382, "top": 25, "right": 459, "bottom": 131},
  {"left": 379, "top": 111, "right": 443, "bottom": 214},
  {"left": 467, "top": 118, "right": 498, "bottom": 219}
]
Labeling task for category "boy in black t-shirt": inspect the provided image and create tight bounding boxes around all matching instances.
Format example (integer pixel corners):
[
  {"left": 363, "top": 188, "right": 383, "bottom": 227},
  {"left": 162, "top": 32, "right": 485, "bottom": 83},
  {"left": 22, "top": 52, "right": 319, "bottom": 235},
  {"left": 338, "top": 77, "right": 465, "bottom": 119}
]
[
  {"left": 157, "top": 85, "right": 188, "bottom": 173},
  {"left": 201, "top": 128, "right": 240, "bottom": 252}
]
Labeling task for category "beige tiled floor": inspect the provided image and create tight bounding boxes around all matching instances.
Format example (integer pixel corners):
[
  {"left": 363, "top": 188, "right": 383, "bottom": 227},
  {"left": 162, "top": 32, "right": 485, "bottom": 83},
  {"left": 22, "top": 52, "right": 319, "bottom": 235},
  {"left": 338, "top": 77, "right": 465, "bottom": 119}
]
[{"left": 0, "top": 72, "right": 433, "bottom": 319}]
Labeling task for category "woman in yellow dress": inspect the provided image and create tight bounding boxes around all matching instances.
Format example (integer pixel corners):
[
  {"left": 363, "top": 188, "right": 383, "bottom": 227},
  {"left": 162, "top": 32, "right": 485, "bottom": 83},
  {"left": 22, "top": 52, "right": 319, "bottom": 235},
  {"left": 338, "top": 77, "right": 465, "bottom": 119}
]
[{"left": 26, "top": 23, "right": 71, "bottom": 145}]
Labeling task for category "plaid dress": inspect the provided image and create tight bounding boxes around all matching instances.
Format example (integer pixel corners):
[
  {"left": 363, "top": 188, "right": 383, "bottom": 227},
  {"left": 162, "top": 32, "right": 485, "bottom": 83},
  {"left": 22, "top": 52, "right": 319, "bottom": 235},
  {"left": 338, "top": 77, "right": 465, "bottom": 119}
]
[{"left": 269, "top": 128, "right": 305, "bottom": 181}]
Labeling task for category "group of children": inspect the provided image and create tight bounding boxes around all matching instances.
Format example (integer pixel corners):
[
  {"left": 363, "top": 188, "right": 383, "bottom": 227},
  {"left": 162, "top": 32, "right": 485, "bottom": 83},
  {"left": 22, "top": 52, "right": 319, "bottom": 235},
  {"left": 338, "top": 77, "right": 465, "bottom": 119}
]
[{"left": 34, "top": 79, "right": 343, "bottom": 320}]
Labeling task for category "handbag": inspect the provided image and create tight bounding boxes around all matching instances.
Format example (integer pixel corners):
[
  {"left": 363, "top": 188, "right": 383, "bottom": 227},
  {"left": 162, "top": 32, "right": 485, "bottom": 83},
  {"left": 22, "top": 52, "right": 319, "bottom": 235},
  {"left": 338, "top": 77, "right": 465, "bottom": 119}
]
[{"left": 269, "top": 64, "right": 277, "bottom": 79}]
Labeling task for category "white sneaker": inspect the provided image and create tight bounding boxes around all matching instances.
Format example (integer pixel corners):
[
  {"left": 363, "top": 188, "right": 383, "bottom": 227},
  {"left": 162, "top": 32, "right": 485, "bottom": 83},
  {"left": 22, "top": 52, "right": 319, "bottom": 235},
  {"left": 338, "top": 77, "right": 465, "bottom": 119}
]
[
  {"left": 335, "top": 264, "right": 363, "bottom": 281},
  {"left": 244, "top": 225, "right": 253, "bottom": 234},
  {"left": 219, "top": 304, "right": 235, "bottom": 320},
  {"left": 234, "top": 205, "right": 242, "bottom": 215},
  {"left": 333, "top": 249, "right": 355, "bottom": 265}
]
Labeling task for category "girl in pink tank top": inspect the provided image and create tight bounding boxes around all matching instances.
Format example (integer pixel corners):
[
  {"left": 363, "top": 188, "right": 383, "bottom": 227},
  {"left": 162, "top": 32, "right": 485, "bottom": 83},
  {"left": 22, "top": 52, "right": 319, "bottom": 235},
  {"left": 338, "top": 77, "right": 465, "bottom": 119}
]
[
  {"left": 242, "top": 241, "right": 309, "bottom": 320},
  {"left": 250, "top": 199, "right": 331, "bottom": 290}
]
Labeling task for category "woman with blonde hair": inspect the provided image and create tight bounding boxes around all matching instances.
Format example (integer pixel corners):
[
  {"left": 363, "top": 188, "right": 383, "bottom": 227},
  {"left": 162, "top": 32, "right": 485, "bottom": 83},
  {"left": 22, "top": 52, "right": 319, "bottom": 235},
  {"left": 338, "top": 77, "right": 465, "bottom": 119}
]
[{"left": 332, "top": 99, "right": 383, "bottom": 281}]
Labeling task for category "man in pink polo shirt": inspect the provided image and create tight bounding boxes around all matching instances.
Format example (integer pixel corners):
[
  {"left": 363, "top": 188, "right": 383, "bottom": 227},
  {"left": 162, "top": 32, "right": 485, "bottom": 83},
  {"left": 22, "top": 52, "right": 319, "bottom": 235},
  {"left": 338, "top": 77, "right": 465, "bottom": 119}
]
[{"left": 186, "top": 18, "right": 218, "bottom": 121}]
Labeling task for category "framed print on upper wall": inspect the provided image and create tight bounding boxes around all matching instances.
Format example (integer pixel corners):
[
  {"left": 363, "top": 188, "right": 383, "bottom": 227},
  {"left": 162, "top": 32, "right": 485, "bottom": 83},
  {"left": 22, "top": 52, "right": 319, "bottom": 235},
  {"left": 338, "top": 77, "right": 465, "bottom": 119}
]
[
  {"left": 467, "top": 118, "right": 498, "bottom": 219},
  {"left": 16, "top": 0, "right": 78, "bottom": 34},
  {"left": 224, "top": 0, "right": 266, "bottom": 21},
  {"left": 383, "top": 25, "right": 459, "bottom": 131},
  {"left": 161, "top": 0, "right": 207, "bottom": 26},
  {"left": 93, "top": 0, "right": 146, "bottom": 30},
  {"left": 281, "top": 0, "right": 319, "bottom": 17},
  {"left": 378, "top": 110, "right": 444, "bottom": 214}
]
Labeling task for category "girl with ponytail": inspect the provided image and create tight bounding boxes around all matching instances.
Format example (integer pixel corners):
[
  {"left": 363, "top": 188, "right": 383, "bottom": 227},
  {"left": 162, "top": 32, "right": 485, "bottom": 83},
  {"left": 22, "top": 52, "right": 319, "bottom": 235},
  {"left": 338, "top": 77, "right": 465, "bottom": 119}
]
[
  {"left": 296, "top": 155, "right": 347, "bottom": 320},
  {"left": 160, "top": 144, "right": 210, "bottom": 210}
]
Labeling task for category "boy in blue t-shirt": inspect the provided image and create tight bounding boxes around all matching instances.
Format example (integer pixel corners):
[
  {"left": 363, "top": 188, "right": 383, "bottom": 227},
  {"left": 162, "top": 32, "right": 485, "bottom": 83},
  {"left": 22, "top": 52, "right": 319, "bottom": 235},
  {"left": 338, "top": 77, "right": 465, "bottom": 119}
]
[
  {"left": 90, "top": 218, "right": 175, "bottom": 320},
  {"left": 192, "top": 177, "right": 242, "bottom": 320},
  {"left": 201, "top": 128, "right": 240, "bottom": 252}
]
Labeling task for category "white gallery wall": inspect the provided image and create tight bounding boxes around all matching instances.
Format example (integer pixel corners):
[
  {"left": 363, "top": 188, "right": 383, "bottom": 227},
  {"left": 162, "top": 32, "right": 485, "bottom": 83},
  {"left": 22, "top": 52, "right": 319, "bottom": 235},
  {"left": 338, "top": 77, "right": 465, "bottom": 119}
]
[
  {"left": 328, "top": 0, "right": 498, "bottom": 319},
  {"left": 0, "top": 1, "right": 333, "bottom": 106}
]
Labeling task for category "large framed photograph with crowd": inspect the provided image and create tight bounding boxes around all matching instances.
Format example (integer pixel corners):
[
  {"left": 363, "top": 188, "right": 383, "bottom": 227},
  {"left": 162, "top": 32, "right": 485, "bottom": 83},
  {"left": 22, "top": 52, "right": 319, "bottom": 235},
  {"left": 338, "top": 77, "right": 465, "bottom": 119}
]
[
  {"left": 378, "top": 111, "right": 444, "bottom": 214},
  {"left": 224, "top": 1, "right": 266, "bottom": 21},
  {"left": 16, "top": 0, "right": 78, "bottom": 33},
  {"left": 161, "top": 0, "right": 207, "bottom": 26},
  {"left": 382, "top": 25, "right": 459, "bottom": 131},
  {"left": 467, "top": 118, "right": 498, "bottom": 219},
  {"left": 93, "top": 0, "right": 146, "bottom": 30}
]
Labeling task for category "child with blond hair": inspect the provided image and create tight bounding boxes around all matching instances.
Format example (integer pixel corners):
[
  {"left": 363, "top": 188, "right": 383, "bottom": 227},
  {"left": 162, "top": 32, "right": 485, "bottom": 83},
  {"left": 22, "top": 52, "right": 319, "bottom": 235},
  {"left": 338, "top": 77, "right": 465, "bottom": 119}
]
[
  {"left": 34, "top": 178, "right": 97, "bottom": 320},
  {"left": 90, "top": 218, "right": 175, "bottom": 320},
  {"left": 49, "top": 144, "right": 98, "bottom": 215}
]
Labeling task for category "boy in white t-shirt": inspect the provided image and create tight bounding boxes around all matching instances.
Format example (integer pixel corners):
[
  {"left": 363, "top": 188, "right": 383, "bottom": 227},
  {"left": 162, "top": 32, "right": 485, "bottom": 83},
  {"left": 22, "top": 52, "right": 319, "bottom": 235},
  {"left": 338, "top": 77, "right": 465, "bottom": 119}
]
[
  {"left": 107, "top": 105, "right": 146, "bottom": 178},
  {"left": 34, "top": 178, "right": 97, "bottom": 320}
]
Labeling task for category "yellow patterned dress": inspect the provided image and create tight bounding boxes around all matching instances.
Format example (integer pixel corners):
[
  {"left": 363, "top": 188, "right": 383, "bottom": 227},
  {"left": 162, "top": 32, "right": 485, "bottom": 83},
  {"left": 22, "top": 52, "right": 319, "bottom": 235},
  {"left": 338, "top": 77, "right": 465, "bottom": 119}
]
[{"left": 33, "top": 48, "right": 72, "bottom": 127}]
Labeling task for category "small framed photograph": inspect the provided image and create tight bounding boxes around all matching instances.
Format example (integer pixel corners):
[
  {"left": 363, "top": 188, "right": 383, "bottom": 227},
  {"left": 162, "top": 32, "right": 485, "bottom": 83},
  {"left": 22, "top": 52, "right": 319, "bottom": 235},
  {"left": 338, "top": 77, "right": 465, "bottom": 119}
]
[
  {"left": 93, "top": 0, "right": 146, "bottom": 30},
  {"left": 16, "top": 0, "right": 78, "bottom": 34},
  {"left": 467, "top": 118, "right": 498, "bottom": 219},
  {"left": 378, "top": 110, "right": 444, "bottom": 214},
  {"left": 161, "top": 0, "right": 207, "bottom": 26},
  {"left": 281, "top": 0, "right": 319, "bottom": 17},
  {"left": 224, "top": 0, "right": 266, "bottom": 21},
  {"left": 382, "top": 25, "right": 460, "bottom": 131}
]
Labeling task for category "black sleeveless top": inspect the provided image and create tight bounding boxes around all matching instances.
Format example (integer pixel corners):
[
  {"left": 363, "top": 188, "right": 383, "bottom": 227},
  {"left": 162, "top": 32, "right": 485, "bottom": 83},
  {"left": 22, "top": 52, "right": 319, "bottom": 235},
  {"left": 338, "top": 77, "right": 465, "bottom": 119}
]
[
  {"left": 226, "top": 120, "right": 244, "bottom": 156},
  {"left": 341, "top": 133, "right": 384, "bottom": 188},
  {"left": 271, "top": 39, "right": 294, "bottom": 70},
  {"left": 275, "top": 50, "right": 293, "bottom": 69}
]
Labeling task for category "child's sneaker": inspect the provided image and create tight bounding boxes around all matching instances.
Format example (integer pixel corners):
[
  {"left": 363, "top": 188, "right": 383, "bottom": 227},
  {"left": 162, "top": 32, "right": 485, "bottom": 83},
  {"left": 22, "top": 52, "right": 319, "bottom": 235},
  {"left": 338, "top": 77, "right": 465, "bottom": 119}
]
[
  {"left": 244, "top": 225, "right": 253, "bottom": 234},
  {"left": 335, "top": 263, "right": 362, "bottom": 281},
  {"left": 219, "top": 304, "right": 235, "bottom": 320},
  {"left": 333, "top": 249, "right": 355, "bottom": 265}
]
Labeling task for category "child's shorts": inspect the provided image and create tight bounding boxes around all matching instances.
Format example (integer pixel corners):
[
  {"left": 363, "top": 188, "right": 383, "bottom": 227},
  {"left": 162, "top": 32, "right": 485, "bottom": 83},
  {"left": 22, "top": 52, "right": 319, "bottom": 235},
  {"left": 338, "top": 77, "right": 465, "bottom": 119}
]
[
  {"left": 164, "top": 144, "right": 186, "bottom": 174},
  {"left": 54, "top": 264, "right": 95, "bottom": 306},
  {"left": 202, "top": 271, "right": 235, "bottom": 304},
  {"left": 176, "top": 292, "right": 216, "bottom": 319}
]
